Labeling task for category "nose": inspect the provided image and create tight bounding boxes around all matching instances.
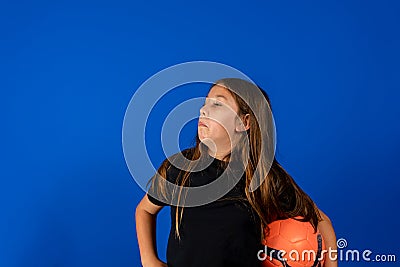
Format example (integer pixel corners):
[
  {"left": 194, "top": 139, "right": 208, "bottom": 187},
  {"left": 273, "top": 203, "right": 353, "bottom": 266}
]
[{"left": 199, "top": 103, "right": 207, "bottom": 117}]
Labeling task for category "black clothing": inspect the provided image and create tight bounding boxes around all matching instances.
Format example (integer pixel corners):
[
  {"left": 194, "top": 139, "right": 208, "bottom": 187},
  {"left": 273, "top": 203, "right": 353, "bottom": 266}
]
[{"left": 147, "top": 150, "right": 263, "bottom": 267}]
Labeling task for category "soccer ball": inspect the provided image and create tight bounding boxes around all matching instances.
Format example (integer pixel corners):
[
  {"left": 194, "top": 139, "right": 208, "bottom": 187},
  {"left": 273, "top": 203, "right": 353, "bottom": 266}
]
[{"left": 260, "top": 217, "right": 326, "bottom": 267}]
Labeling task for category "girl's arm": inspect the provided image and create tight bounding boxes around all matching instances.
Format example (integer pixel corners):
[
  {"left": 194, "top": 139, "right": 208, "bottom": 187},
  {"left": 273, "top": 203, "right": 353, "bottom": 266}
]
[
  {"left": 135, "top": 194, "right": 167, "bottom": 267},
  {"left": 317, "top": 208, "right": 338, "bottom": 267}
]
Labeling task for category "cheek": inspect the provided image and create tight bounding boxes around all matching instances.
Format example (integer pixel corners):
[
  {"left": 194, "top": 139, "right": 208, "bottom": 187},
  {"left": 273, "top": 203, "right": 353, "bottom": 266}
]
[{"left": 208, "top": 113, "right": 236, "bottom": 134}]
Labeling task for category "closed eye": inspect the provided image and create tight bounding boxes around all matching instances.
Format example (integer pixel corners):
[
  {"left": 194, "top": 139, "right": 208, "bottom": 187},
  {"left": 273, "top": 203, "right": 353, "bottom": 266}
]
[
  {"left": 202, "top": 98, "right": 223, "bottom": 107},
  {"left": 213, "top": 101, "right": 222, "bottom": 106}
]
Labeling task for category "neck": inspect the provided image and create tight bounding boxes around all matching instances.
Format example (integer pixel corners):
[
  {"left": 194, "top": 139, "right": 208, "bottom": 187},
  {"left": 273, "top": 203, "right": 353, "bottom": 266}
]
[{"left": 207, "top": 149, "right": 230, "bottom": 162}]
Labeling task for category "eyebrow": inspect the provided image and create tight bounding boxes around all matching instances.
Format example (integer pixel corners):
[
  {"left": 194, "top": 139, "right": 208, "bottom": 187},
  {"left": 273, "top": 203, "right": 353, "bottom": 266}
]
[{"left": 206, "top": 94, "right": 228, "bottom": 100}]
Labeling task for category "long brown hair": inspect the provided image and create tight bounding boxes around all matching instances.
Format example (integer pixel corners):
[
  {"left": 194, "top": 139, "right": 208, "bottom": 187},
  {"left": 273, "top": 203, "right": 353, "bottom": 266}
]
[{"left": 148, "top": 78, "right": 322, "bottom": 242}]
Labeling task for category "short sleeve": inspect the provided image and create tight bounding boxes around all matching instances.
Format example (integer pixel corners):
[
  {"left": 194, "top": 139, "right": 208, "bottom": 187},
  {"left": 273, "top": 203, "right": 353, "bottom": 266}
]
[
  {"left": 146, "top": 160, "right": 178, "bottom": 207},
  {"left": 146, "top": 170, "right": 171, "bottom": 206},
  {"left": 147, "top": 192, "right": 168, "bottom": 206},
  {"left": 146, "top": 149, "right": 192, "bottom": 206}
]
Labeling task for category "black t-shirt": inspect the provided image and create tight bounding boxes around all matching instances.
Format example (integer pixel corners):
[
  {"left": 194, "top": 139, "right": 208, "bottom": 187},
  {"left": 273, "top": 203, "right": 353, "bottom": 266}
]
[{"left": 147, "top": 150, "right": 263, "bottom": 267}]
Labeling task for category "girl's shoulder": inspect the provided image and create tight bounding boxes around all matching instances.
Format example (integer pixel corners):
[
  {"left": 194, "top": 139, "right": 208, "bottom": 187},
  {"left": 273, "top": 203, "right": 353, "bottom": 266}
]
[
  {"left": 162, "top": 147, "right": 195, "bottom": 181},
  {"left": 166, "top": 147, "right": 195, "bottom": 167}
]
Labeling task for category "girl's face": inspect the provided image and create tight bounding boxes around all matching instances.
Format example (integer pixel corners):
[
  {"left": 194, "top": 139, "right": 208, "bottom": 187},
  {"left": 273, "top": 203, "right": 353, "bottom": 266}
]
[{"left": 198, "top": 84, "right": 248, "bottom": 156}]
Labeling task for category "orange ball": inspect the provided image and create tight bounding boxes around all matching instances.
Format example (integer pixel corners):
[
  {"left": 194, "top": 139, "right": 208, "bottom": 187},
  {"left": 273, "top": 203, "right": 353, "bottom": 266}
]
[{"left": 259, "top": 218, "right": 326, "bottom": 267}]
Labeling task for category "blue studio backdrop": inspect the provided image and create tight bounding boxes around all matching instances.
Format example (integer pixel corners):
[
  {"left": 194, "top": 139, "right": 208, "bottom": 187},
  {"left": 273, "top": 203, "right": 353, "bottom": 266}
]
[{"left": 1, "top": 1, "right": 399, "bottom": 266}]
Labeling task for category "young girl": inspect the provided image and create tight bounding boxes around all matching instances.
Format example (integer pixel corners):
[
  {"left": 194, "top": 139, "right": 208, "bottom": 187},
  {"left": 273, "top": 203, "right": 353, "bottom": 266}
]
[{"left": 136, "top": 78, "right": 337, "bottom": 267}]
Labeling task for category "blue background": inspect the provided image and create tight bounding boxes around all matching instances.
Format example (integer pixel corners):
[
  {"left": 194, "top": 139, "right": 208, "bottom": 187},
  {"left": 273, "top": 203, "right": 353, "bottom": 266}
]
[{"left": 2, "top": 0, "right": 399, "bottom": 266}]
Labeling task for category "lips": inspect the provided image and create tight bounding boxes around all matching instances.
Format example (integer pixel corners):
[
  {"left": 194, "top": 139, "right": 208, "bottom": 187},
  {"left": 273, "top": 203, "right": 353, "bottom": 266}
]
[{"left": 198, "top": 120, "right": 208, "bottom": 127}]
